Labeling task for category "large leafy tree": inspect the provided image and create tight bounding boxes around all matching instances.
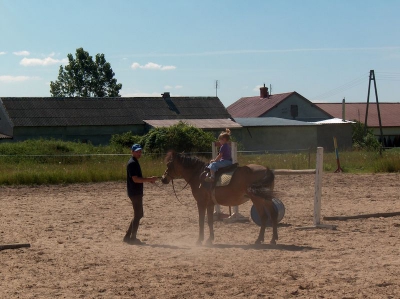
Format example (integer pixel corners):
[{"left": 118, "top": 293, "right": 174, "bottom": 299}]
[{"left": 50, "top": 47, "right": 122, "bottom": 97}]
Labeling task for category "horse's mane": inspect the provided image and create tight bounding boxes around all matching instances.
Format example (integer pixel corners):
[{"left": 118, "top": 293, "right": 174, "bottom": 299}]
[{"left": 166, "top": 151, "right": 207, "bottom": 172}]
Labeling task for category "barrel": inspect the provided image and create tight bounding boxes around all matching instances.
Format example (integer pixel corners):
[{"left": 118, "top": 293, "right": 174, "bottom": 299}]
[{"left": 250, "top": 198, "right": 285, "bottom": 227}]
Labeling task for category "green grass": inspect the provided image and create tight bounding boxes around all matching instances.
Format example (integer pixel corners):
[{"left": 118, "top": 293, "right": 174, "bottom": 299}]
[{"left": 1, "top": 140, "right": 399, "bottom": 185}]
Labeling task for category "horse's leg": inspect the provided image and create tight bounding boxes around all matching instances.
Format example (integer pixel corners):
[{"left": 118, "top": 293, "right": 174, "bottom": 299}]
[
  {"left": 196, "top": 201, "right": 206, "bottom": 245},
  {"left": 264, "top": 199, "right": 278, "bottom": 244},
  {"left": 205, "top": 203, "right": 215, "bottom": 246},
  {"left": 249, "top": 195, "right": 268, "bottom": 244}
]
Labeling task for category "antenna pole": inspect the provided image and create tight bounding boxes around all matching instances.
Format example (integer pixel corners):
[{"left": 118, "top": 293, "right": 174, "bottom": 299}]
[{"left": 215, "top": 80, "right": 219, "bottom": 97}]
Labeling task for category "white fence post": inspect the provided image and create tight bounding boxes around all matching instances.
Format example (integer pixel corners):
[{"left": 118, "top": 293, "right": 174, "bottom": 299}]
[{"left": 313, "top": 147, "right": 323, "bottom": 225}]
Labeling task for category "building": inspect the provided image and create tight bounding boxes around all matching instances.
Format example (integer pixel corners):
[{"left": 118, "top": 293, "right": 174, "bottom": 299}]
[
  {"left": 227, "top": 86, "right": 352, "bottom": 151},
  {"left": 227, "top": 85, "right": 332, "bottom": 121},
  {"left": 233, "top": 117, "right": 353, "bottom": 152},
  {"left": 0, "top": 93, "right": 238, "bottom": 144},
  {"left": 315, "top": 102, "right": 400, "bottom": 147}
]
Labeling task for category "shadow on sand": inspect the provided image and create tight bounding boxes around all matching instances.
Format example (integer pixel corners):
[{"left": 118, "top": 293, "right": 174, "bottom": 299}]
[{"left": 210, "top": 243, "right": 315, "bottom": 251}]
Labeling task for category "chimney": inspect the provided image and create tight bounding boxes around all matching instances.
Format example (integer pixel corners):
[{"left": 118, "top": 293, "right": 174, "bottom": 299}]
[
  {"left": 162, "top": 92, "right": 170, "bottom": 99},
  {"left": 260, "top": 84, "right": 269, "bottom": 98}
]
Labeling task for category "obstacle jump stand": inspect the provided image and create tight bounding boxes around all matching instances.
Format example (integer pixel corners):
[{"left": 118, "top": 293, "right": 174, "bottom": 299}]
[
  {"left": 213, "top": 145, "right": 335, "bottom": 229},
  {"left": 275, "top": 147, "right": 336, "bottom": 230}
]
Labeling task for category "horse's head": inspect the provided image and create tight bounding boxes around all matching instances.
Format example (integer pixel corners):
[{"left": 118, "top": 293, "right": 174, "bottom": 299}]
[{"left": 161, "top": 151, "right": 179, "bottom": 184}]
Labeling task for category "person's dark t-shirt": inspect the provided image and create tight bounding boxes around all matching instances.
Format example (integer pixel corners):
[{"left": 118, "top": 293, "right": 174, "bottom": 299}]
[{"left": 127, "top": 157, "right": 143, "bottom": 197}]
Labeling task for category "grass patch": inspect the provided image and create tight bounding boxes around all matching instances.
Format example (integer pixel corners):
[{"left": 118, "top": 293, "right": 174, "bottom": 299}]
[{"left": 1, "top": 140, "right": 399, "bottom": 185}]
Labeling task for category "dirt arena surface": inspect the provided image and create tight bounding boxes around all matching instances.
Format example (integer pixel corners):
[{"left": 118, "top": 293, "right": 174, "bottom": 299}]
[{"left": 1, "top": 173, "right": 400, "bottom": 298}]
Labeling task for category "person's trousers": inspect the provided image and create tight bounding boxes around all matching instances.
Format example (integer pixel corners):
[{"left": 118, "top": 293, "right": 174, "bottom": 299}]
[{"left": 125, "top": 194, "right": 144, "bottom": 239}]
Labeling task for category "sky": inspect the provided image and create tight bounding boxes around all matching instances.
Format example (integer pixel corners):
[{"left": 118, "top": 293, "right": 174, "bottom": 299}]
[{"left": 1, "top": 0, "right": 400, "bottom": 107}]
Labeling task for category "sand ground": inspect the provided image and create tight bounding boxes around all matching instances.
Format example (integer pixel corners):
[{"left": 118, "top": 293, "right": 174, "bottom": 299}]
[{"left": 1, "top": 173, "right": 400, "bottom": 298}]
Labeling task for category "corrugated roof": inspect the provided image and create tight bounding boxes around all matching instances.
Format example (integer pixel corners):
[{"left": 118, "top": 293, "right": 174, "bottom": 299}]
[
  {"left": 227, "top": 92, "right": 294, "bottom": 117},
  {"left": 315, "top": 102, "right": 400, "bottom": 127},
  {"left": 312, "top": 118, "right": 354, "bottom": 124},
  {"left": 0, "top": 97, "right": 231, "bottom": 127},
  {"left": 234, "top": 117, "right": 316, "bottom": 127},
  {"left": 144, "top": 119, "right": 242, "bottom": 129},
  {"left": 0, "top": 133, "right": 12, "bottom": 139}
]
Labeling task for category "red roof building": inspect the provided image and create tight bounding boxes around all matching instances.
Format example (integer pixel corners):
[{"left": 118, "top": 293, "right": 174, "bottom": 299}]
[{"left": 227, "top": 85, "right": 332, "bottom": 121}]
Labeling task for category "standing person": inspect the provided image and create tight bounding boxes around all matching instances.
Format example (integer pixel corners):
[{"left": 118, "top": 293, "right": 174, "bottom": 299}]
[
  {"left": 205, "top": 128, "right": 233, "bottom": 182},
  {"left": 124, "top": 144, "right": 158, "bottom": 245}
]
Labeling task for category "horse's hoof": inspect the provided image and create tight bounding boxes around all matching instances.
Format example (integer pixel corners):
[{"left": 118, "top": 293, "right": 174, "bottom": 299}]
[
  {"left": 205, "top": 239, "right": 213, "bottom": 246},
  {"left": 270, "top": 240, "right": 276, "bottom": 245},
  {"left": 254, "top": 240, "right": 262, "bottom": 245},
  {"left": 196, "top": 240, "right": 203, "bottom": 246}
]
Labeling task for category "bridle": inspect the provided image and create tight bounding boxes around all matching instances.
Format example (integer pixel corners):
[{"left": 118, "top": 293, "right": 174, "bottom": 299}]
[{"left": 163, "top": 155, "right": 203, "bottom": 204}]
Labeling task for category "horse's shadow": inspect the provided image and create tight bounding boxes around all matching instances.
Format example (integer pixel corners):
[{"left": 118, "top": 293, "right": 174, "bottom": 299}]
[{"left": 210, "top": 243, "right": 315, "bottom": 251}]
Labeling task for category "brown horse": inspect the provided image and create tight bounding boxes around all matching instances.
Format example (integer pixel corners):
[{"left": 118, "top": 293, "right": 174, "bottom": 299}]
[{"left": 161, "top": 151, "right": 278, "bottom": 245}]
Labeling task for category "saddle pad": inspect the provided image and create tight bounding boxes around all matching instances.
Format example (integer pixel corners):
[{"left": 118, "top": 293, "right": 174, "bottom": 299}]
[{"left": 216, "top": 171, "right": 234, "bottom": 187}]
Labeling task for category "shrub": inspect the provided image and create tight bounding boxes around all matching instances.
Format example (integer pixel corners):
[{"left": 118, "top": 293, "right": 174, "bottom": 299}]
[
  {"left": 110, "top": 122, "right": 215, "bottom": 153},
  {"left": 351, "top": 121, "right": 381, "bottom": 151}
]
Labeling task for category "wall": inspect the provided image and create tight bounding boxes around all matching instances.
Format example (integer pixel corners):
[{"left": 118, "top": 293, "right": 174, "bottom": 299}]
[
  {"left": 234, "top": 126, "right": 318, "bottom": 152},
  {"left": 261, "top": 94, "right": 330, "bottom": 122},
  {"left": 233, "top": 124, "right": 352, "bottom": 152},
  {"left": 0, "top": 103, "right": 13, "bottom": 136},
  {"left": 316, "top": 124, "right": 353, "bottom": 151},
  {"left": 9, "top": 125, "right": 145, "bottom": 145}
]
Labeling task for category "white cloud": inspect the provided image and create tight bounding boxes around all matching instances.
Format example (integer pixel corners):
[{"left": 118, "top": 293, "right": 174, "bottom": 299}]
[
  {"left": 121, "top": 91, "right": 162, "bottom": 97},
  {"left": 253, "top": 85, "right": 263, "bottom": 91},
  {"left": 163, "top": 85, "right": 183, "bottom": 90},
  {"left": 129, "top": 46, "right": 400, "bottom": 57},
  {"left": 20, "top": 56, "right": 68, "bottom": 66},
  {"left": 13, "top": 51, "right": 30, "bottom": 56},
  {"left": 131, "top": 62, "right": 176, "bottom": 71},
  {"left": 0, "top": 51, "right": 6, "bottom": 55},
  {"left": 0, "top": 75, "right": 39, "bottom": 83}
]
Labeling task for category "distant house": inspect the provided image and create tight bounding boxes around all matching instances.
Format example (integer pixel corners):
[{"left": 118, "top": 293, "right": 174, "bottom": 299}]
[
  {"left": 227, "top": 85, "right": 352, "bottom": 151},
  {"left": 0, "top": 93, "right": 238, "bottom": 144},
  {"left": 315, "top": 102, "right": 400, "bottom": 147},
  {"left": 227, "top": 85, "right": 332, "bottom": 122}
]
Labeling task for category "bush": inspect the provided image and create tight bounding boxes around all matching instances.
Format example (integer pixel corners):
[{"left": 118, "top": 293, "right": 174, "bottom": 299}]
[
  {"left": 352, "top": 121, "right": 381, "bottom": 151},
  {"left": 110, "top": 122, "right": 215, "bottom": 153},
  {"left": 110, "top": 132, "right": 142, "bottom": 149}
]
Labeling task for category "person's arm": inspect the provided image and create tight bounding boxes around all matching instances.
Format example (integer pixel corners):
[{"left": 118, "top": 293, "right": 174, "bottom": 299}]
[
  {"left": 211, "top": 152, "right": 222, "bottom": 162},
  {"left": 132, "top": 176, "right": 158, "bottom": 183}
]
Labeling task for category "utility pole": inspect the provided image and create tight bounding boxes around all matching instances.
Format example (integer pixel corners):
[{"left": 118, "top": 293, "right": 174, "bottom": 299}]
[{"left": 364, "top": 70, "right": 384, "bottom": 149}]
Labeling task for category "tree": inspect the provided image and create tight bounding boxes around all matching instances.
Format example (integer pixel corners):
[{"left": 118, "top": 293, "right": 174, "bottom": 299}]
[{"left": 50, "top": 48, "right": 122, "bottom": 97}]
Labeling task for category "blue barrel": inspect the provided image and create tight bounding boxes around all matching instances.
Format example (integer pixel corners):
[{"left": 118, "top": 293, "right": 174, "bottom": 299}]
[{"left": 250, "top": 198, "right": 285, "bottom": 227}]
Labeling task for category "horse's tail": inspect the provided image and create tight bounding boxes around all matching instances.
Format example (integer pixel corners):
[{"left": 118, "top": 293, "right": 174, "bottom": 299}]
[{"left": 248, "top": 168, "right": 275, "bottom": 200}]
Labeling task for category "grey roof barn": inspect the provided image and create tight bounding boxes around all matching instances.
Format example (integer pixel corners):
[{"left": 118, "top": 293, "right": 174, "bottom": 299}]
[{"left": 0, "top": 94, "right": 236, "bottom": 144}]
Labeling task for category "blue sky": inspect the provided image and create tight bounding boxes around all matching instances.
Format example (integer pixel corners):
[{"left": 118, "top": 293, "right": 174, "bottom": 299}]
[{"left": 1, "top": 0, "right": 399, "bottom": 107}]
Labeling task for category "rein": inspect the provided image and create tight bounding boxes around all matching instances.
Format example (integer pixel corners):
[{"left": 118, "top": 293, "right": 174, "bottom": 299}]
[{"left": 164, "top": 154, "right": 204, "bottom": 205}]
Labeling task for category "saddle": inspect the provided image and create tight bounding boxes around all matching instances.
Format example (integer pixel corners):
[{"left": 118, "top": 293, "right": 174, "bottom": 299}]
[{"left": 203, "top": 163, "right": 239, "bottom": 187}]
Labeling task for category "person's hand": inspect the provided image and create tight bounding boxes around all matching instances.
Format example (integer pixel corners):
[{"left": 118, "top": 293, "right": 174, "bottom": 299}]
[
  {"left": 210, "top": 159, "right": 215, "bottom": 163},
  {"left": 149, "top": 176, "right": 158, "bottom": 183}
]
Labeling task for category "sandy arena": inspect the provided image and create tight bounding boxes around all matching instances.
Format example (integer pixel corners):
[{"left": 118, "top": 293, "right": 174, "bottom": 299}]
[{"left": 1, "top": 173, "right": 400, "bottom": 298}]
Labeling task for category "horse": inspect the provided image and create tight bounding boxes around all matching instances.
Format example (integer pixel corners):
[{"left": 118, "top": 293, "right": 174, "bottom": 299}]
[{"left": 161, "top": 151, "right": 278, "bottom": 245}]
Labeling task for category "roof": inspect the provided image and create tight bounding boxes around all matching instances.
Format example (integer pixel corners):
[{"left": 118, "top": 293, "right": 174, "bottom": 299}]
[
  {"left": 234, "top": 117, "right": 316, "bottom": 127},
  {"left": 0, "top": 133, "right": 12, "bottom": 139},
  {"left": 315, "top": 102, "right": 400, "bottom": 127},
  {"left": 227, "top": 92, "right": 294, "bottom": 117},
  {"left": 312, "top": 118, "right": 354, "bottom": 124},
  {"left": 0, "top": 97, "right": 231, "bottom": 127},
  {"left": 144, "top": 119, "right": 241, "bottom": 129}
]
